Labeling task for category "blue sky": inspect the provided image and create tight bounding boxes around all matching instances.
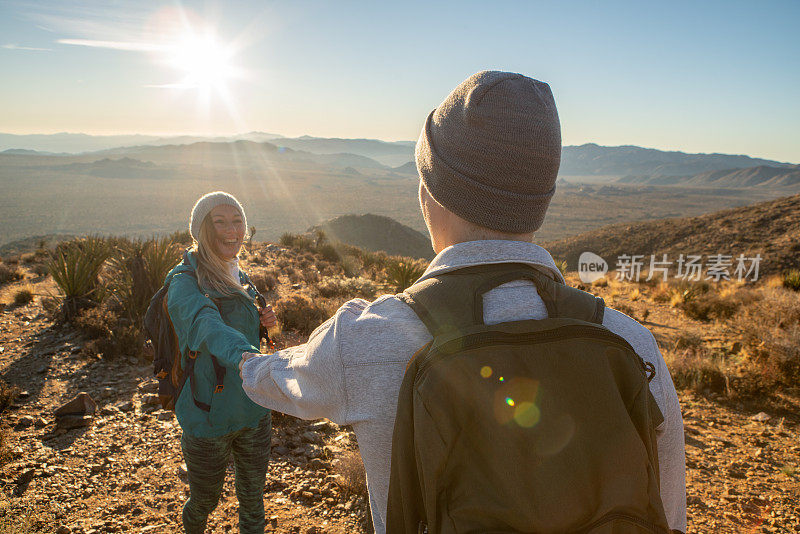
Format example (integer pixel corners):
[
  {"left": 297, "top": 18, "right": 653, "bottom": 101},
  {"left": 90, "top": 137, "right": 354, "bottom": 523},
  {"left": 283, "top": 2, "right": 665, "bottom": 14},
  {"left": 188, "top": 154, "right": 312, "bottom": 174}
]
[{"left": 1, "top": 0, "right": 798, "bottom": 162}]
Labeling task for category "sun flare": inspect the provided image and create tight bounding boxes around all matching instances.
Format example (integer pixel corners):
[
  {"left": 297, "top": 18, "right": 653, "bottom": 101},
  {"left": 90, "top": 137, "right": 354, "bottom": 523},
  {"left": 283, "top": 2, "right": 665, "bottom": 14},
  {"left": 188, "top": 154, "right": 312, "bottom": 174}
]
[{"left": 167, "top": 33, "right": 237, "bottom": 90}]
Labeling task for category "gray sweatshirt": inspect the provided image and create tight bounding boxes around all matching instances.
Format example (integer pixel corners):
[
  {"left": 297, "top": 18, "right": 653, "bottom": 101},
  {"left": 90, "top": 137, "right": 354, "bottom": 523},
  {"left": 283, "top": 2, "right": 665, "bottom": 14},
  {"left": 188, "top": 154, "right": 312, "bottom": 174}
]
[{"left": 242, "top": 240, "right": 687, "bottom": 533}]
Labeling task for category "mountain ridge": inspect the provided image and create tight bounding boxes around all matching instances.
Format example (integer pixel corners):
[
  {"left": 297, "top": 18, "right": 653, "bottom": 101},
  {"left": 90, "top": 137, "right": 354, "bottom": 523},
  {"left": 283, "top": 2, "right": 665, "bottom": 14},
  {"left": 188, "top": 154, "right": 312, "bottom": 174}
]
[
  {"left": 617, "top": 164, "right": 800, "bottom": 188},
  {"left": 2, "top": 132, "right": 795, "bottom": 177},
  {"left": 308, "top": 213, "right": 433, "bottom": 260}
]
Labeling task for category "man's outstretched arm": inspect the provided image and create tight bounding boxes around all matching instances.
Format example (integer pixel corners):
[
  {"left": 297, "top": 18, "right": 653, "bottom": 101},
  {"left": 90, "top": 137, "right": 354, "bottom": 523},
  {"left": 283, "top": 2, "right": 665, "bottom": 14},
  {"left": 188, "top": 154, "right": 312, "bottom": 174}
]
[{"left": 239, "top": 303, "right": 359, "bottom": 426}]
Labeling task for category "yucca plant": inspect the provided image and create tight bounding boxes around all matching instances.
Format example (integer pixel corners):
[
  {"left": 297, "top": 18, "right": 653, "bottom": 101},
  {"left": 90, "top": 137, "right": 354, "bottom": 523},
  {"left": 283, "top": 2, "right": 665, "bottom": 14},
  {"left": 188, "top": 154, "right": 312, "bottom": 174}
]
[
  {"left": 48, "top": 236, "right": 111, "bottom": 320},
  {"left": 168, "top": 229, "right": 193, "bottom": 247},
  {"left": 386, "top": 257, "right": 427, "bottom": 292},
  {"left": 106, "top": 236, "right": 180, "bottom": 324},
  {"left": 782, "top": 269, "right": 800, "bottom": 292},
  {"left": 555, "top": 258, "right": 569, "bottom": 277}
]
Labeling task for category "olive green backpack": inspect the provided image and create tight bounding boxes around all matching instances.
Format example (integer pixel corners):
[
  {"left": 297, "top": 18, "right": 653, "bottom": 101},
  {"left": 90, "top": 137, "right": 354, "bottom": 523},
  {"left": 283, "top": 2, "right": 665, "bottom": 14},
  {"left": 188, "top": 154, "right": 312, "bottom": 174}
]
[{"left": 386, "top": 264, "right": 669, "bottom": 534}]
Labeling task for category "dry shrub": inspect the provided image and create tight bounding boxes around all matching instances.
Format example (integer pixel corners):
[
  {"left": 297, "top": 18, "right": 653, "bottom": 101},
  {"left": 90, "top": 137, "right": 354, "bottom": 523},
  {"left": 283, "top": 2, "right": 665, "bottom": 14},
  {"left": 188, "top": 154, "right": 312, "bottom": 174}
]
[
  {"left": 676, "top": 282, "right": 758, "bottom": 322},
  {"left": 275, "top": 295, "right": 330, "bottom": 336},
  {"left": 302, "top": 268, "right": 320, "bottom": 285},
  {"left": 75, "top": 307, "right": 141, "bottom": 359},
  {"left": 280, "top": 232, "right": 314, "bottom": 251},
  {"left": 650, "top": 282, "right": 669, "bottom": 302},
  {"left": 0, "top": 497, "right": 60, "bottom": 533},
  {"left": 286, "top": 268, "right": 302, "bottom": 284},
  {"left": 592, "top": 278, "right": 609, "bottom": 288},
  {"left": 783, "top": 269, "right": 800, "bottom": 291},
  {"left": 250, "top": 271, "right": 278, "bottom": 293},
  {"left": 341, "top": 255, "right": 363, "bottom": 278},
  {"left": 40, "top": 296, "right": 60, "bottom": 319},
  {"left": 0, "top": 381, "right": 20, "bottom": 466},
  {"left": 249, "top": 252, "right": 267, "bottom": 266},
  {"left": 673, "top": 332, "right": 703, "bottom": 351},
  {"left": 31, "top": 263, "right": 49, "bottom": 277},
  {"left": 0, "top": 379, "right": 19, "bottom": 414},
  {"left": 334, "top": 450, "right": 368, "bottom": 499},
  {"left": 613, "top": 302, "right": 636, "bottom": 319},
  {"left": 665, "top": 347, "right": 731, "bottom": 394},
  {"left": 317, "top": 276, "right": 378, "bottom": 300},
  {"left": 12, "top": 288, "right": 33, "bottom": 306},
  {"left": 317, "top": 261, "right": 340, "bottom": 277},
  {"left": 360, "top": 250, "right": 389, "bottom": 271},
  {"left": 74, "top": 306, "right": 114, "bottom": 339},
  {"left": 634, "top": 271, "right": 662, "bottom": 287},
  {"left": 0, "top": 426, "right": 15, "bottom": 468},
  {"left": 733, "top": 286, "right": 800, "bottom": 386},
  {"left": 317, "top": 243, "right": 340, "bottom": 263},
  {"left": 0, "top": 264, "right": 23, "bottom": 286},
  {"left": 20, "top": 253, "right": 37, "bottom": 264}
]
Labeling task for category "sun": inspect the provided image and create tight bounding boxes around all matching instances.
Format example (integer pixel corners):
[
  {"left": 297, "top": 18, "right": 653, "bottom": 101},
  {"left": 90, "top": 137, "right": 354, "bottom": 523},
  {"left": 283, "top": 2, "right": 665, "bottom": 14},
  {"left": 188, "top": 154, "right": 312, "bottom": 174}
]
[{"left": 166, "top": 32, "right": 237, "bottom": 91}]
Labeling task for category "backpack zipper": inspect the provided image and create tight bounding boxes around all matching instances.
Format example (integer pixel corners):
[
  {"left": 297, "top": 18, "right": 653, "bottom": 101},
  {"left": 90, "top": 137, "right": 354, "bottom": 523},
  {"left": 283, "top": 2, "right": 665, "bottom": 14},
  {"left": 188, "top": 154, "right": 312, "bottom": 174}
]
[
  {"left": 572, "top": 511, "right": 668, "bottom": 534},
  {"left": 417, "top": 324, "right": 649, "bottom": 380}
]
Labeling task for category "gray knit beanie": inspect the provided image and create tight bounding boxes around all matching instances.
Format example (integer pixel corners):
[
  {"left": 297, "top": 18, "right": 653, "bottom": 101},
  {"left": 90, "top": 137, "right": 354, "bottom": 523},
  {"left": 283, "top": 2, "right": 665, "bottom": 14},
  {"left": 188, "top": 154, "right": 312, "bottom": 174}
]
[
  {"left": 189, "top": 191, "right": 247, "bottom": 240},
  {"left": 415, "top": 70, "right": 561, "bottom": 233}
]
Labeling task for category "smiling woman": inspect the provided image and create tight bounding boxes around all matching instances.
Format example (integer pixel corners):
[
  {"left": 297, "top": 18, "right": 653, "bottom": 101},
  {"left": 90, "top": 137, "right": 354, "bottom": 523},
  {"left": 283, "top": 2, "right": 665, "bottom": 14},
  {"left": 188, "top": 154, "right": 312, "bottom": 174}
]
[{"left": 165, "top": 190, "right": 276, "bottom": 533}]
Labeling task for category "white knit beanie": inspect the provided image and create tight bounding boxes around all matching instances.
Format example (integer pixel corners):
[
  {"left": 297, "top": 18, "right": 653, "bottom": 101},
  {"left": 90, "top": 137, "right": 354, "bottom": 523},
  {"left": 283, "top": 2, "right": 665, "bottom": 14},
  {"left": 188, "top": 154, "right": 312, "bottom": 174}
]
[{"left": 189, "top": 191, "right": 247, "bottom": 240}]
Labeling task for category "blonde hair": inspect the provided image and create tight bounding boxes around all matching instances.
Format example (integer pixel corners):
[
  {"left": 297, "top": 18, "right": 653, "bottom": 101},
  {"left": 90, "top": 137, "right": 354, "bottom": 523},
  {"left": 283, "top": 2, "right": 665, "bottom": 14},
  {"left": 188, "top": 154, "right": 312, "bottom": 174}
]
[{"left": 191, "top": 215, "right": 248, "bottom": 296}]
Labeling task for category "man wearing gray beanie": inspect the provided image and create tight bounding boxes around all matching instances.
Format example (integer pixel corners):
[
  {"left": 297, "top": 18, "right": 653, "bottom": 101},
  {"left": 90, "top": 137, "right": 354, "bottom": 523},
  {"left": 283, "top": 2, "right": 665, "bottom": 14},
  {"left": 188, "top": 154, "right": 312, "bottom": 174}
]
[{"left": 240, "top": 71, "right": 686, "bottom": 533}]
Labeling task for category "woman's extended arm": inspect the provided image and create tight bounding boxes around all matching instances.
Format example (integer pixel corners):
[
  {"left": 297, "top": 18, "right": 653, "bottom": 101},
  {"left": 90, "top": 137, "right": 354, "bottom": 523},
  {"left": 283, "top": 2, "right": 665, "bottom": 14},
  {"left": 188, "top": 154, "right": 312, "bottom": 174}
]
[{"left": 167, "top": 271, "right": 259, "bottom": 370}]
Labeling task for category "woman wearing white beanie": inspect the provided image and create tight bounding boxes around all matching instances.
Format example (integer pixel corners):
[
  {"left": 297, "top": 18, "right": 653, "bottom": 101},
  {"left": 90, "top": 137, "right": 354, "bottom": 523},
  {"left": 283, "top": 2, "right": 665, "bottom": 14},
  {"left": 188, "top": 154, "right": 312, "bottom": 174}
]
[{"left": 164, "top": 191, "right": 276, "bottom": 533}]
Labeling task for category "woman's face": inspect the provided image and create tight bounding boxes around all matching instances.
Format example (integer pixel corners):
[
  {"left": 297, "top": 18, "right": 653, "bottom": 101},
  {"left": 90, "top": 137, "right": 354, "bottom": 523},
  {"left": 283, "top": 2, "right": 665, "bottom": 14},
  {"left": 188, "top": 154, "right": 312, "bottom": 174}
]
[{"left": 208, "top": 204, "right": 245, "bottom": 260}]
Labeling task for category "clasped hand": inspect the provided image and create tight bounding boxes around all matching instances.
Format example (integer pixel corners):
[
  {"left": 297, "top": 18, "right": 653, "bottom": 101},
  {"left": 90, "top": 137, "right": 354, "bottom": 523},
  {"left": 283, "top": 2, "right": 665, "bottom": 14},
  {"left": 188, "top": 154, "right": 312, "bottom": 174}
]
[{"left": 239, "top": 305, "right": 278, "bottom": 378}]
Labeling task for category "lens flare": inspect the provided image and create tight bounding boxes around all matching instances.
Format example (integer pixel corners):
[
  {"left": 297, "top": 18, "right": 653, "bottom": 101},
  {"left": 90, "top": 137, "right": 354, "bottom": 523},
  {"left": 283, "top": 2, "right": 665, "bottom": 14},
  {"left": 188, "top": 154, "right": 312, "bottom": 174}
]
[
  {"left": 480, "top": 366, "right": 493, "bottom": 378},
  {"left": 514, "top": 401, "right": 541, "bottom": 428},
  {"left": 494, "top": 377, "right": 540, "bottom": 428}
]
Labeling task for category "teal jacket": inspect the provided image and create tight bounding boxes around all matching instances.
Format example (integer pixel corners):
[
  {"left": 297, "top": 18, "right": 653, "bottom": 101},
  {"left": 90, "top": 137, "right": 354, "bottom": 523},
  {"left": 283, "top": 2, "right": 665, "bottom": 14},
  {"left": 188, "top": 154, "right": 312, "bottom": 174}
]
[{"left": 165, "top": 251, "right": 269, "bottom": 438}]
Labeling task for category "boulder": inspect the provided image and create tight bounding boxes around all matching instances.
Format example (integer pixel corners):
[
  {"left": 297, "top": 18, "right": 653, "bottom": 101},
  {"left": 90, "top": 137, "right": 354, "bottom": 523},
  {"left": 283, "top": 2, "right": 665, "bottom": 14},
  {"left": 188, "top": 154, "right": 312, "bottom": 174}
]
[
  {"left": 56, "top": 415, "right": 93, "bottom": 430},
  {"left": 55, "top": 392, "right": 96, "bottom": 417}
]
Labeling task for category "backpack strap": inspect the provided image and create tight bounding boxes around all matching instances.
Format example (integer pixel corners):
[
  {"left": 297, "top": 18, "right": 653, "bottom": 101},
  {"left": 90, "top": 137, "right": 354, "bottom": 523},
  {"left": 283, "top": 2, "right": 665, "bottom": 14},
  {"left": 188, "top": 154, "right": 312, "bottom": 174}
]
[
  {"left": 181, "top": 351, "right": 226, "bottom": 412},
  {"left": 400, "top": 263, "right": 605, "bottom": 337}
]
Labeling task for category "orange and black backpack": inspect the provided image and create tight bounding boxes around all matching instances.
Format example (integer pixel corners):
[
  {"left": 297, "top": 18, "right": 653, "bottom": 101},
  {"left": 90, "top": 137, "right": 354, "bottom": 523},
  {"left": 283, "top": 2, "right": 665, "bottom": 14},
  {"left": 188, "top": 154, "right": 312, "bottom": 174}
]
[{"left": 143, "top": 251, "right": 225, "bottom": 412}]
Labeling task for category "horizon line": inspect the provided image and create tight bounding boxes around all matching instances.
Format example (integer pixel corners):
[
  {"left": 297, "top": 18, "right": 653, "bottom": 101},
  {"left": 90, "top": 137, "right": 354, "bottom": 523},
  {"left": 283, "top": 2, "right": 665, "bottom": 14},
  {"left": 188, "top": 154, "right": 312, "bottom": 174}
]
[{"left": 0, "top": 130, "right": 796, "bottom": 164}]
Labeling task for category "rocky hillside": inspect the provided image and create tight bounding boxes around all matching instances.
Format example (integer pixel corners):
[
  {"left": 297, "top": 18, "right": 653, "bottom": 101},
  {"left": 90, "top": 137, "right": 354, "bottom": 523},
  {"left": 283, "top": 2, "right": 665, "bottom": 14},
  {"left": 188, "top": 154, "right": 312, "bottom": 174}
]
[
  {"left": 542, "top": 193, "right": 800, "bottom": 276},
  {"left": 308, "top": 214, "right": 433, "bottom": 259}
]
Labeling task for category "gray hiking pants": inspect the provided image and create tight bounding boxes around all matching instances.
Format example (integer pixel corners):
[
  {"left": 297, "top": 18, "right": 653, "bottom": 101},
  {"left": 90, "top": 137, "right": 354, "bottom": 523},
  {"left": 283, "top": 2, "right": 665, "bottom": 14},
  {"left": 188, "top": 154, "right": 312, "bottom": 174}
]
[{"left": 180, "top": 413, "right": 271, "bottom": 533}]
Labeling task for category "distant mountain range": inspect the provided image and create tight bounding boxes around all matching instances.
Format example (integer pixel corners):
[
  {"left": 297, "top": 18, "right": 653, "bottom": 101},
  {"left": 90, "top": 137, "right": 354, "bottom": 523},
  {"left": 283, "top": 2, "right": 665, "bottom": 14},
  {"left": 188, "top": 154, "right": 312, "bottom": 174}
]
[
  {"left": 542, "top": 193, "right": 800, "bottom": 277},
  {"left": 308, "top": 213, "right": 433, "bottom": 260},
  {"left": 617, "top": 165, "right": 800, "bottom": 188},
  {"left": 0, "top": 131, "right": 283, "bottom": 155},
  {"left": 93, "top": 140, "right": 388, "bottom": 170},
  {"left": 267, "top": 137, "right": 415, "bottom": 167},
  {"left": 559, "top": 144, "right": 790, "bottom": 177},
  {"left": 2, "top": 133, "right": 795, "bottom": 180}
]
